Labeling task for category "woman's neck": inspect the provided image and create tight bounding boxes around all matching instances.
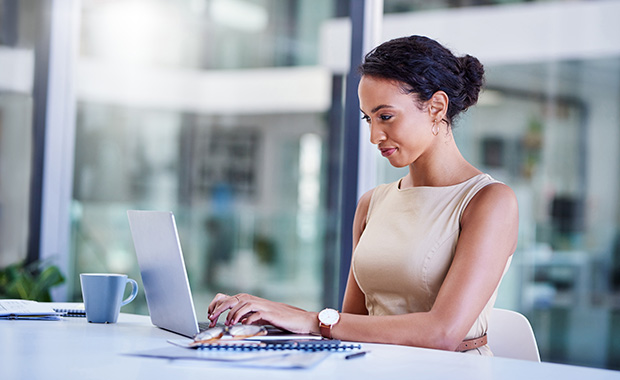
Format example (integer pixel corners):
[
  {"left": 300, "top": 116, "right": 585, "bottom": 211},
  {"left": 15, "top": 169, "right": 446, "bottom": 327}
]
[{"left": 402, "top": 135, "right": 480, "bottom": 188}]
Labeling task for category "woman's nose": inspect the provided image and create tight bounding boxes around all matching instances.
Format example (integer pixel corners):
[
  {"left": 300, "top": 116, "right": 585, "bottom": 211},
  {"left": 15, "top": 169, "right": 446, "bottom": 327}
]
[{"left": 369, "top": 124, "right": 386, "bottom": 145}]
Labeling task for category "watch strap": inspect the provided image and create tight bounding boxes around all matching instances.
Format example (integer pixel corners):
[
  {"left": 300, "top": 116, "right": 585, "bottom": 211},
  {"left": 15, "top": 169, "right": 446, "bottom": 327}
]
[{"left": 319, "top": 322, "right": 333, "bottom": 339}]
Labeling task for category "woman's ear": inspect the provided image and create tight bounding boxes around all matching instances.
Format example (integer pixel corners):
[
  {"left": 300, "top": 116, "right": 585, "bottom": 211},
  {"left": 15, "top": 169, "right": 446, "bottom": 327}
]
[{"left": 428, "top": 91, "right": 449, "bottom": 121}]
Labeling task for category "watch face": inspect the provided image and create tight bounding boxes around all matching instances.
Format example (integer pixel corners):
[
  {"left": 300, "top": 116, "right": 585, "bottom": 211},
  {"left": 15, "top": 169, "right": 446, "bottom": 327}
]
[{"left": 319, "top": 308, "right": 340, "bottom": 325}]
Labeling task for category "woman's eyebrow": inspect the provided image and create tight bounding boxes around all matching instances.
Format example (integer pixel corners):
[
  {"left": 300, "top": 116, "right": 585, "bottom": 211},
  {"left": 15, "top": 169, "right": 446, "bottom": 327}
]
[
  {"left": 371, "top": 104, "right": 394, "bottom": 113},
  {"left": 360, "top": 104, "right": 394, "bottom": 115}
]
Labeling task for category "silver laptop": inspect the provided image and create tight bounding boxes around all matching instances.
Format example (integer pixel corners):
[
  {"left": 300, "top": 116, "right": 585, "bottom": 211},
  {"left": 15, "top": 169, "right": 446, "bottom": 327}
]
[{"left": 127, "top": 210, "right": 208, "bottom": 338}]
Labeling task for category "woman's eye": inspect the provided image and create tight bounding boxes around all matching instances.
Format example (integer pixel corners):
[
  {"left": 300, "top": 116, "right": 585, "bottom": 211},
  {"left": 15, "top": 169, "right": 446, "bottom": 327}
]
[
  {"left": 380, "top": 114, "right": 392, "bottom": 121},
  {"left": 361, "top": 115, "right": 371, "bottom": 123}
]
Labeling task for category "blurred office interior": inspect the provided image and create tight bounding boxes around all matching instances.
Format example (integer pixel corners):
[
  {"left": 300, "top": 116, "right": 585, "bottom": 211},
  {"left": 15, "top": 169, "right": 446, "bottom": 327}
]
[{"left": 1, "top": 0, "right": 620, "bottom": 370}]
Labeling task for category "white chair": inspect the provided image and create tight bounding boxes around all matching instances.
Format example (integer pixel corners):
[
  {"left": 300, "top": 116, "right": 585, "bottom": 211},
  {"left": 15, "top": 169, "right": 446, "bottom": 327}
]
[{"left": 487, "top": 308, "right": 541, "bottom": 362}]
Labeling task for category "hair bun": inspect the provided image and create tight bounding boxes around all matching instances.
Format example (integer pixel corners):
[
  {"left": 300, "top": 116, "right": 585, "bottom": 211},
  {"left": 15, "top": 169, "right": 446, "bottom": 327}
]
[
  {"left": 360, "top": 35, "right": 486, "bottom": 125},
  {"left": 459, "top": 55, "right": 485, "bottom": 109}
]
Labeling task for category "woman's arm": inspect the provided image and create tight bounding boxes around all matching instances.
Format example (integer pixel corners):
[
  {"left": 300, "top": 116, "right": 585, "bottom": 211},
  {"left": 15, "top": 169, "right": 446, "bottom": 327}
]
[
  {"left": 208, "top": 183, "right": 517, "bottom": 351},
  {"left": 327, "top": 183, "right": 518, "bottom": 350},
  {"left": 207, "top": 190, "right": 374, "bottom": 331},
  {"left": 341, "top": 189, "right": 373, "bottom": 315}
]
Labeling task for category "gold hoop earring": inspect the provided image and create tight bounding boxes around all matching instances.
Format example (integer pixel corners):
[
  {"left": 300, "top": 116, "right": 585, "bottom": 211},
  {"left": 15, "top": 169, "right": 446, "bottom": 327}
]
[{"left": 431, "top": 120, "right": 439, "bottom": 136}]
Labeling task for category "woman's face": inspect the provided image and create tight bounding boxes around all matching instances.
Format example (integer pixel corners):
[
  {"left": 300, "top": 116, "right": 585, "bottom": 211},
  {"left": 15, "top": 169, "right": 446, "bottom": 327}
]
[{"left": 358, "top": 75, "right": 435, "bottom": 168}]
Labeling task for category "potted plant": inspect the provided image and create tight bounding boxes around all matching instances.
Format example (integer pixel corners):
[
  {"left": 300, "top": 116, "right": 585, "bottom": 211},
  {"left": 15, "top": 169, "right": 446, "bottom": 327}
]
[{"left": 0, "top": 260, "right": 65, "bottom": 301}]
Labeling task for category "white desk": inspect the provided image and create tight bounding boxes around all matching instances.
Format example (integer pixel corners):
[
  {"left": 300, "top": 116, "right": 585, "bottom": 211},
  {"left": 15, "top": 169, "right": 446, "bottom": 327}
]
[{"left": 2, "top": 309, "right": 619, "bottom": 380}]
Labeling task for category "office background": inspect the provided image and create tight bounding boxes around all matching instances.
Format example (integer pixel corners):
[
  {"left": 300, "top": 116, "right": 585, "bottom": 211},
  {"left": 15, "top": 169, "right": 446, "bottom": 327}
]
[{"left": 1, "top": 0, "right": 619, "bottom": 371}]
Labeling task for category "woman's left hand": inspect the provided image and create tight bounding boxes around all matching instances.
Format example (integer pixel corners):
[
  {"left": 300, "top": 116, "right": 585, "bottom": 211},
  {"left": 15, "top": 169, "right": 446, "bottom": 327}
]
[{"left": 207, "top": 293, "right": 319, "bottom": 335}]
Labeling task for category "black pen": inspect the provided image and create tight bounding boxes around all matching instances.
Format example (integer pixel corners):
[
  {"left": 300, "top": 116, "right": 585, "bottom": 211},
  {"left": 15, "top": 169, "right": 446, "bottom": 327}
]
[{"left": 345, "top": 351, "right": 369, "bottom": 360}]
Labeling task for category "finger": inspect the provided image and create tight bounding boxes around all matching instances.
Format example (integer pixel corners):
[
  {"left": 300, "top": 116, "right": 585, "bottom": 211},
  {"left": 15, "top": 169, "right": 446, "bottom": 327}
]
[
  {"left": 241, "top": 311, "right": 266, "bottom": 326},
  {"left": 225, "top": 298, "right": 246, "bottom": 326},
  {"left": 209, "top": 300, "right": 234, "bottom": 322},
  {"left": 207, "top": 293, "right": 228, "bottom": 315},
  {"left": 208, "top": 301, "right": 229, "bottom": 323},
  {"left": 226, "top": 301, "right": 259, "bottom": 326},
  {"left": 208, "top": 295, "right": 239, "bottom": 323}
]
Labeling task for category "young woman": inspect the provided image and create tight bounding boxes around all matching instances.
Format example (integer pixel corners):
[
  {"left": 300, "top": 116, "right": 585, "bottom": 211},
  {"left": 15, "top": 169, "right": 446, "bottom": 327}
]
[{"left": 207, "top": 35, "right": 518, "bottom": 355}]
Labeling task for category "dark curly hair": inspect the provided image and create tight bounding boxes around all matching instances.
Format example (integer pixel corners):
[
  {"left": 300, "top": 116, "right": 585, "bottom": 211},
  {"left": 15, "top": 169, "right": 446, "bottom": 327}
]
[{"left": 359, "top": 35, "right": 485, "bottom": 126}]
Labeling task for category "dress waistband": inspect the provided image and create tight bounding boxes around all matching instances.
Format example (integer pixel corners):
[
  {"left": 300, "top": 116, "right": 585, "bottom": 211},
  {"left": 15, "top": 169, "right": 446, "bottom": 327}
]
[{"left": 456, "top": 334, "right": 487, "bottom": 352}]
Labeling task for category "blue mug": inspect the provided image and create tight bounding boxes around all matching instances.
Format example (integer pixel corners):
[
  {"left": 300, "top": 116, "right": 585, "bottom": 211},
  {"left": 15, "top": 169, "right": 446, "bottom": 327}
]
[{"left": 80, "top": 273, "right": 139, "bottom": 323}]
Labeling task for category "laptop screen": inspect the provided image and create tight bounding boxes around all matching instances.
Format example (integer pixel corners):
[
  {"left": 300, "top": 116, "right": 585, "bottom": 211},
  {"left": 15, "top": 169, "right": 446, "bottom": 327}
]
[{"left": 127, "top": 210, "right": 201, "bottom": 338}]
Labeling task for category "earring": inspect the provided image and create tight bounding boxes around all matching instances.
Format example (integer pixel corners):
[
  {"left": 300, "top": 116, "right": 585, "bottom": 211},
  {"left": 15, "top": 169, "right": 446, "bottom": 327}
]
[{"left": 431, "top": 120, "right": 439, "bottom": 136}]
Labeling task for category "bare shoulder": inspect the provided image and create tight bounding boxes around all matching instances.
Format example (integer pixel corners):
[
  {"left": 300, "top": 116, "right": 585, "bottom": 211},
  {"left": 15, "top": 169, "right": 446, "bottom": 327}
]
[
  {"left": 352, "top": 188, "right": 375, "bottom": 239},
  {"left": 461, "top": 182, "right": 519, "bottom": 255},
  {"left": 357, "top": 188, "right": 375, "bottom": 213},
  {"left": 475, "top": 182, "right": 517, "bottom": 205},
  {"left": 462, "top": 182, "right": 518, "bottom": 225}
]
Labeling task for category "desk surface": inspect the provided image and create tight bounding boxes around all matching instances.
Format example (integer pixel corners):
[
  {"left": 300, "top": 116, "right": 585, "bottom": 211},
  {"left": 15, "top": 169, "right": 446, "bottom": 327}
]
[{"left": 2, "top": 306, "right": 619, "bottom": 380}]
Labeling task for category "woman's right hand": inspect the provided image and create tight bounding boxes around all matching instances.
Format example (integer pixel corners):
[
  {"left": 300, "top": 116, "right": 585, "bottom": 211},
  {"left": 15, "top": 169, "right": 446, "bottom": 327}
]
[{"left": 207, "top": 293, "right": 320, "bottom": 335}]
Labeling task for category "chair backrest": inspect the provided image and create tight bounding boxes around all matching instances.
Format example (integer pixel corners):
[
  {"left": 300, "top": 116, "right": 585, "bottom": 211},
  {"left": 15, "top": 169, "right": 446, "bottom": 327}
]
[{"left": 488, "top": 308, "right": 541, "bottom": 362}]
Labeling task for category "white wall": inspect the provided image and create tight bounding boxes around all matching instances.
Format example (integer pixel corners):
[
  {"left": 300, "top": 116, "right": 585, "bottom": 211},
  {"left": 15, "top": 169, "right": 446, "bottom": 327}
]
[{"left": 320, "top": 0, "right": 620, "bottom": 72}]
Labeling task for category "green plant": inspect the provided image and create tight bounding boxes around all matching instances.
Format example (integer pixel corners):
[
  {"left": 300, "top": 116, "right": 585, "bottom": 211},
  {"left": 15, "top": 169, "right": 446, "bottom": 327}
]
[{"left": 0, "top": 260, "right": 65, "bottom": 301}]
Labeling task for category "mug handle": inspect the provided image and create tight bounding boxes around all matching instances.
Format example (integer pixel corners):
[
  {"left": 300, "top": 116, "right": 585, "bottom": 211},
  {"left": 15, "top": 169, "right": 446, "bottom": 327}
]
[{"left": 121, "top": 278, "right": 139, "bottom": 307}]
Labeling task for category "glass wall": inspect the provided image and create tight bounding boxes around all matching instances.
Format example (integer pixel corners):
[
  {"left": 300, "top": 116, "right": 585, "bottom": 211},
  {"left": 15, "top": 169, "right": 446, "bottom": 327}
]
[
  {"left": 0, "top": 94, "right": 32, "bottom": 268},
  {"left": 68, "top": 0, "right": 343, "bottom": 316},
  {"left": 464, "top": 59, "right": 620, "bottom": 369},
  {"left": 7, "top": 0, "right": 620, "bottom": 372},
  {"left": 373, "top": 0, "right": 620, "bottom": 370},
  {"left": 0, "top": 1, "right": 36, "bottom": 268}
]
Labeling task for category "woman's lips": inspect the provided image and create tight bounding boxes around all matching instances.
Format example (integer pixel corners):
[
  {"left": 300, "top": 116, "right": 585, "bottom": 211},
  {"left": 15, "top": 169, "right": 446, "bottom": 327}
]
[{"left": 380, "top": 147, "right": 396, "bottom": 157}]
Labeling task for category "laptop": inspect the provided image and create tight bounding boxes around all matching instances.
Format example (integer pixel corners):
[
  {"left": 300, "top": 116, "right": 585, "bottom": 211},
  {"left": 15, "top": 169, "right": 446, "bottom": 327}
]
[{"left": 127, "top": 210, "right": 210, "bottom": 338}]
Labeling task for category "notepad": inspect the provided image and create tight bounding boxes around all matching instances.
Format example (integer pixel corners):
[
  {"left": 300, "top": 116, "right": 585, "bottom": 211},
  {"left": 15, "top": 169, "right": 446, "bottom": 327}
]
[
  {"left": 201, "top": 339, "right": 359, "bottom": 351},
  {"left": 129, "top": 345, "right": 332, "bottom": 369},
  {"left": 0, "top": 300, "right": 62, "bottom": 320},
  {"left": 53, "top": 307, "right": 86, "bottom": 317},
  {"left": 171, "top": 337, "right": 362, "bottom": 352}
]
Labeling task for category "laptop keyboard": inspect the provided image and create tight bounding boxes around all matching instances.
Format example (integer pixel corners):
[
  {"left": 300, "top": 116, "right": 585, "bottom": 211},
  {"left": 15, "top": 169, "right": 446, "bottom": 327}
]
[
  {"left": 198, "top": 321, "right": 213, "bottom": 332},
  {"left": 197, "top": 322, "right": 285, "bottom": 335}
]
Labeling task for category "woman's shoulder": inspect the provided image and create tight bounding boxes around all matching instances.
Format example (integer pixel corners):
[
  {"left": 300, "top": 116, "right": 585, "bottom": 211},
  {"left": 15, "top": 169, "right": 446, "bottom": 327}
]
[
  {"left": 460, "top": 176, "right": 519, "bottom": 255},
  {"left": 358, "top": 179, "right": 399, "bottom": 206},
  {"left": 462, "top": 177, "right": 518, "bottom": 223},
  {"left": 358, "top": 180, "right": 400, "bottom": 212},
  {"left": 354, "top": 180, "right": 399, "bottom": 233},
  {"left": 461, "top": 173, "right": 513, "bottom": 200},
  {"left": 355, "top": 186, "right": 377, "bottom": 219},
  {"left": 473, "top": 174, "right": 516, "bottom": 201}
]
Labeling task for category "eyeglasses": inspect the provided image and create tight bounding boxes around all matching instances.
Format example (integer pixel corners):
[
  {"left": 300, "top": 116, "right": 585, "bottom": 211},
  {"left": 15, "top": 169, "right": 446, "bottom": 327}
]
[{"left": 192, "top": 324, "right": 267, "bottom": 346}]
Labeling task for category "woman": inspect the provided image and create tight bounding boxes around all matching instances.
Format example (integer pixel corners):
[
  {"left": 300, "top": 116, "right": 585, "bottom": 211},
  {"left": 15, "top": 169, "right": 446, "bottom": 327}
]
[{"left": 207, "top": 35, "right": 518, "bottom": 355}]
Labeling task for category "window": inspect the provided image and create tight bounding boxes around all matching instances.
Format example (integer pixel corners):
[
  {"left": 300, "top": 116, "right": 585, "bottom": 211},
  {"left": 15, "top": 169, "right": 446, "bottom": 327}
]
[
  {"left": 0, "top": 1, "right": 39, "bottom": 269},
  {"left": 374, "top": 0, "right": 620, "bottom": 370},
  {"left": 18, "top": 0, "right": 620, "bottom": 371},
  {"left": 69, "top": 0, "right": 344, "bottom": 315}
]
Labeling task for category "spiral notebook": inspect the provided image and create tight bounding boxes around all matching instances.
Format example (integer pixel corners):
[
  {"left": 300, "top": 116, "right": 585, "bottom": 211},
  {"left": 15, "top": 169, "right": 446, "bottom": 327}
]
[
  {"left": 53, "top": 307, "right": 86, "bottom": 317},
  {"left": 129, "top": 339, "right": 361, "bottom": 369},
  {"left": 128, "top": 346, "right": 333, "bottom": 369},
  {"left": 172, "top": 338, "right": 361, "bottom": 352},
  {"left": 0, "top": 300, "right": 62, "bottom": 320}
]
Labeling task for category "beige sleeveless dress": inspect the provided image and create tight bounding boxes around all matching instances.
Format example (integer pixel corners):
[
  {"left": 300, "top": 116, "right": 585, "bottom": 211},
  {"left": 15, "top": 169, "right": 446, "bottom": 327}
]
[{"left": 352, "top": 173, "right": 512, "bottom": 356}]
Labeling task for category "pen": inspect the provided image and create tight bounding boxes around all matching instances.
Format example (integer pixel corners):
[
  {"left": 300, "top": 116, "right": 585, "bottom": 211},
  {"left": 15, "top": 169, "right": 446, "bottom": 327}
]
[{"left": 345, "top": 351, "right": 369, "bottom": 360}]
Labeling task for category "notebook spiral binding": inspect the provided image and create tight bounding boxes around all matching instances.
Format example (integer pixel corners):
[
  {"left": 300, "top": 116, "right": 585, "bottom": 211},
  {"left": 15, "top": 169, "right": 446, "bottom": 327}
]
[
  {"left": 195, "top": 342, "right": 362, "bottom": 352},
  {"left": 53, "top": 308, "right": 86, "bottom": 317}
]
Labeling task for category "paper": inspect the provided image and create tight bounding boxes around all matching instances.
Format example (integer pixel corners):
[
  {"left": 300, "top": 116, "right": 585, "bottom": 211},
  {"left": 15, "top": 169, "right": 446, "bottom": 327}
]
[
  {"left": 0, "top": 300, "right": 62, "bottom": 320},
  {"left": 128, "top": 345, "right": 330, "bottom": 369}
]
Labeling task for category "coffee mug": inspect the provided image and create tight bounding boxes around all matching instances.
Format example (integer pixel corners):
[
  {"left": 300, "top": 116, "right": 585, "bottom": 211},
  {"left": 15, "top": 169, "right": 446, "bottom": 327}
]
[{"left": 80, "top": 273, "right": 139, "bottom": 323}]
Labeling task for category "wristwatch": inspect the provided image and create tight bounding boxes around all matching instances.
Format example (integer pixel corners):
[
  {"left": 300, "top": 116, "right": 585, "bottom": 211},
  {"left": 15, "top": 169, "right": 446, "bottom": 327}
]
[{"left": 318, "top": 308, "right": 340, "bottom": 339}]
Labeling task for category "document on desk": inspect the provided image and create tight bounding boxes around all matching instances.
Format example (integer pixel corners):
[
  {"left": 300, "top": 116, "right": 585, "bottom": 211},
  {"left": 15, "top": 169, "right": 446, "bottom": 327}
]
[
  {"left": 0, "top": 300, "right": 62, "bottom": 320},
  {"left": 128, "top": 344, "right": 330, "bottom": 369}
]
